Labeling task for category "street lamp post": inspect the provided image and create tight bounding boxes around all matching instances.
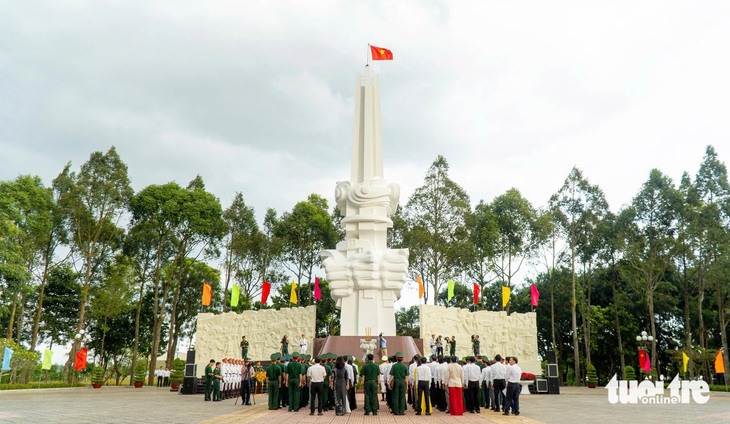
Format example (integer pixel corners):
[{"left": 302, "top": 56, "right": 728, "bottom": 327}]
[
  {"left": 636, "top": 331, "right": 654, "bottom": 380},
  {"left": 73, "top": 330, "right": 86, "bottom": 384}
]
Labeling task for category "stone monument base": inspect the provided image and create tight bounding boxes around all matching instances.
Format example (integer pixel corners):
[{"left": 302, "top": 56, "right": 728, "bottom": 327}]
[{"left": 317, "top": 336, "right": 422, "bottom": 362}]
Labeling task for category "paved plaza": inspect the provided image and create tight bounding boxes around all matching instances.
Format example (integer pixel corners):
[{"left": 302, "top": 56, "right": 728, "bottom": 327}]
[{"left": 0, "top": 386, "right": 729, "bottom": 424}]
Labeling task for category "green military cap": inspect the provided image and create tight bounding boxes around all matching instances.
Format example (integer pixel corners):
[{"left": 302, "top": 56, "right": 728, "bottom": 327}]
[
  {"left": 292, "top": 352, "right": 300, "bottom": 358},
  {"left": 305, "top": 354, "right": 311, "bottom": 360},
  {"left": 395, "top": 352, "right": 404, "bottom": 359},
  {"left": 270, "top": 353, "right": 279, "bottom": 360}
]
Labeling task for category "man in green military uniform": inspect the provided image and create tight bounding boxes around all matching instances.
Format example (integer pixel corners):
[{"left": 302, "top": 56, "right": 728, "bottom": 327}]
[
  {"left": 285, "top": 352, "right": 304, "bottom": 411},
  {"left": 389, "top": 352, "right": 408, "bottom": 415},
  {"left": 360, "top": 353, "right": 381, "bottom": 415},
  {"left": 213, "top": 362, "right": 223, "bottom": 401},
  {"left": 240, "top": 336, "right": 250, "bottom": 359},
  {"left": 204, "top": 359, "right": 215, "bottom": 401},
  {"left": 266, "top": 353, "right": 283, "bottom": 410}
]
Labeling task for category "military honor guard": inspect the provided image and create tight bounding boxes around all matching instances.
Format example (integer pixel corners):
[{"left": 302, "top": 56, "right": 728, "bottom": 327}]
[
  {"left": 266, "top": 353, "right": 283, "bottom": 410},
  {"left": 360, "top": 353, "right": 381, "bottom": 415},
  {"left": 213, "top": 362, "right": 223, "bottom": 401},
  {"left": 204, "top": 359, "right": 215, "bottom": 401},
  {"left": 388, "top": 352, "right": 408, "bottom": 415},
  {"left": 285, "top": 352, "right": 304, "bottom": 411},
  {"left": 240, "top": 336, "right": 249, "bottom": 359}
]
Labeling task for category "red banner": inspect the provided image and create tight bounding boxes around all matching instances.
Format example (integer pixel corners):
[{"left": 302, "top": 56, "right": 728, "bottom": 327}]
[
  {"left": 74, "top": 347, "right": 88, "bottom": 371},
  {"left": 638, "top": 349, "right": 647, "bottom": 371},
  {"left": 473, "top": 283, "right": 480, "bottom": 305},
  {"left": 314, "top": 277, "right": 322, "bottom": 301},
  {"left": 261, "top": 281, "right": 271, "bottom": 304}
]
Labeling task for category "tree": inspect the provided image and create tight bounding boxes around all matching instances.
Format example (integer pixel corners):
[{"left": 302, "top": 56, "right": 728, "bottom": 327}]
[
  {"left": 395, "top": 305, "right": 420, "bottom": 338},
  {"left": 463, "top": 201, "right": 500, "bottom": 307},
  {"left": 37, "top": 264, "right": 81, "bottom": 349},
  {"left": 221, "top": 193, "right": 258, "bottom": 312},
  {"left": 402, "top": 156, "right": 470, "bottom": 305},
  {"left": 55, "top": 147, "right": 132, "bottom": 379}
]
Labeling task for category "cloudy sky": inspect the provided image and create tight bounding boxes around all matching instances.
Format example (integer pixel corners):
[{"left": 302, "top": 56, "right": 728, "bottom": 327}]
[{"left": 3, "top": 1, "right": 730, "bottom": 346}]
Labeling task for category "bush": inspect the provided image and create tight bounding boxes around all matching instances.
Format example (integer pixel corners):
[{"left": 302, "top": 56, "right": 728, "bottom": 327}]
[
  {"left": 586, "top": 364, "right": 598, "bottom": 384},
  {"left": 92, "top": 367, "right": 104, "bottom": 384},
  {"left": 133, "top": 361, "right": 146, "bottom": 384},
  {"left": 170, "top": 358, "right": 185, "bottom": 385},
  {"left": 624, "top": 366, "right": 636, "bottom": 381},
  {"left": 0, "top": 382, "right": 85, "bottom": 390}
]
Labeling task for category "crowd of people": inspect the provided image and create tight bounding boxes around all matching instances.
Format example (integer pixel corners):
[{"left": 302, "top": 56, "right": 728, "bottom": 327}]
[{"left": 203, "top": 333, "right": 525, "bottom": 418}]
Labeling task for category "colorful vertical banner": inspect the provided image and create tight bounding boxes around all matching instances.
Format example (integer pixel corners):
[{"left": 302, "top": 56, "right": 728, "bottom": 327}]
[
  {"left": 202, "top": 283, "right": 212, "bottom": 306},
  {"left": 290, "top": 281, "right": 298, "bottom": 304},
  {"left": 261, "top": 281, "right": 271, "bottom": 304},
  {"left": 230, "top": 285, "right": 240, "bottom": 308},
  {"left": 473, "top": 283, "right": 480, "bottom": 305},
  {"left": 638, "top": 349, "right": 647, "bottom": 371},
  {"left": 73, "top": 347, "right": 88, "bottom": 371},
  {"left": 530, "top": 284, "right": 540, "bottom": 307},
  {"left": 314, "top": 277, "right": 322, "bottom": 301},
  {"left": 502, "top": 286, "right": 511, "bottom": 308},
  {"left": 643, "top": 354, "right": 651, "bottom": 373},
  {"left": 682, "top": 351, "right": 689, "bottom": 373},
  {"left": 447, "top": 279, "right": 455, "bottom": 301},
  {"left": 1, "top": 347, "right": 13, "bottom": 371},
  {"left": 417, "top": 276, "right": 425, "bottom": 299},
  {"left": 715, "top": 349, "right": 725, "bottom": 374},
  {"left": 42, "top": 349, "right": 53, "bottom": 370}
]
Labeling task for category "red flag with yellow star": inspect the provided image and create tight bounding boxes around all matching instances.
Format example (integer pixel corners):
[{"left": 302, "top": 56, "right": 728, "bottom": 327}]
[{"left": 370, "top": 45, "right": 393, "bottom": 60}]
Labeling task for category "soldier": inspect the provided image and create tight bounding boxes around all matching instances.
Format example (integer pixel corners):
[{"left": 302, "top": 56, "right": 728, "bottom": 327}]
[
  {"left": 360, "top": 353, "right": 381, "bottom": 415},
  {"left": 241, "top": 336, "right": 249, "bottom": 359},
  {"left": 213, "top": 362, "right": 223, "bottom": 401},
  {"left": 388, "top": 352, "right": 408, "bottom": 415},
  {"left": 204, "top": 359, "right": 215, "bottom": 401},
  {"left": 266, "top": 353, "right": 283, "bottom": 410},
  {"left": 286, "top": 352, "right": 304, "bottom": 411}
]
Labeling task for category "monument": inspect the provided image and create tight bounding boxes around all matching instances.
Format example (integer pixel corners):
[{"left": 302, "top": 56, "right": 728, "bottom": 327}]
[{"left": 320, "top": 66, "right": 409, "bottom": 337}]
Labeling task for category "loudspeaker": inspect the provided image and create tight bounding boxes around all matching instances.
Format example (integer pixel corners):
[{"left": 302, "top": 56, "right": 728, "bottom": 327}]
[
  {"left": 182, "top": 376, "right": 197, "bottom": 395},
  {"left": 546, "top": 350, "right": 557, "bottom": 364},
  {"left": 548, "top": 377, "right": 560, "bottom": 394},
  {"left": 185, "top": 364, "right": 197, "bottom": 378},
  {"left": 186, "top": 349, "right": 196, "bottom": 364},
  {"left": 536, "top": 378, "right": 548, "bottom": 393},
  {"left": 547, "top": 364, "right": 558, "bottom": 378}
]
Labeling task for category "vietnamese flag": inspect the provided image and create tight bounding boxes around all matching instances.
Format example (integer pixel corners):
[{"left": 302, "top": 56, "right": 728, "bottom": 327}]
[
  {"left": 473, "top": 283, "right": 480, "bottom": 305},
  {"left": 638, "top": 349, "right": 647, "bottom": 371},
  {"left": 202, "top": 283, "right": 212, "bottom": 306},
  {"left": 261, "top": 281, "right": 271, "bottom": 304},
  {"left": 314, "top": 277, "right": 322, "bottom": 301},
  {"left": 370, "top": 45, "right": 393, "bottom": 60},
  {"left": 74, "top": 347, "right": 88, "bottom": 371},
  {"left": 530, "top": 284, "right": 540, "bottom": 307}
]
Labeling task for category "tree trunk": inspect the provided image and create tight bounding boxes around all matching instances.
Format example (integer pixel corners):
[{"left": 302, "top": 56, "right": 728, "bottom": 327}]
[
  {"left": 718, "top": 290, "right": 729, "bottom": 386},
  {"left": 30, "top": 257, "right": 52, "bottom": 352},
  {"left": 6, "top": 300, "right": 16, "bottom": 339},
  {"left": 15, "top": 293, "right": 24, "bottom": 344},
  {"left": 130, "top": 278, "right": 145, "bottom": 386},
  {"left": 570, "top": 245, "right": 580, "bottom": 386},
  {"left": 166, "top": 275, "right": 183, "bottom": 368},
  {"left": 648, "top": 290, "right": 657, "bottom": 377},
  {"left": 684, "top": 280, "right": 694, "bottom": 378},
  {"left": 611, "top": 268, "right": 625, "bottom": 378}
]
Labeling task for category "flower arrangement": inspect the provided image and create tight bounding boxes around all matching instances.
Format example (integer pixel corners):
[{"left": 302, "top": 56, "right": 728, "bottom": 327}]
[
  {"left": 520, "top": 372, "right": 536, "bottom": 381},
  {"left": 255, "top": 370, "right": 267, "bottom": 384}
]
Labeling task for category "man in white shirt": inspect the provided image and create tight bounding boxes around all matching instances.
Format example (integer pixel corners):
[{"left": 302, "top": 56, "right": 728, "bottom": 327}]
[
  {"left": 436, "top": 357, "right": 449, "bottom": 411},
  {"left": 462, "top": 357, "right": 482, "bottom": 413},
  {"left": 504, "top": 356, "right": 522, "bottom": 416},
  {"left": 379, "top": 358, "right": 390, "bottom": 401},
  {"left": 415, "top": 357, "right": 432, "bottom": 415},
  {"left": 408, "top": 355, "right": 419, "bottom": 408},
  {"left": 490, "top": 355, "right": 506, "bottom": 412},
  {"left": 482, "top": 361, "right": 493, "bottom": 410},
  {"left": 307, "top": 357, "right": 327, "bottom": 416},
  {"left": 427, "top": 355, "right": 439, "bottom": 410},
  {"left": 429, "top": 334, "right": 437, "bottom": 356},
  {"left": 155, "top": 366, "right": 164, "bottom": 387},
  {"left": 299, "top": 334, "right": 308, "bottom": 355}
]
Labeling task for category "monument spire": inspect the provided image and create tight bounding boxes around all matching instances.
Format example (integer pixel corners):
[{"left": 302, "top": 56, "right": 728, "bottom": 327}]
[{"left": 321, "top": 67, "right": 409, "bottom": 336}]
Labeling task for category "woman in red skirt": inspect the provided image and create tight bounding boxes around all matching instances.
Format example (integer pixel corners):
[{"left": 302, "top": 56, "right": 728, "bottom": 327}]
[{"left": 446, "top": 356, "right": 465, "bottom": 415}]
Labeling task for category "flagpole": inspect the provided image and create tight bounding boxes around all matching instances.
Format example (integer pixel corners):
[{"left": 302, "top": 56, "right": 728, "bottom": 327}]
[{"left": 366, "top": 43, "right": 370, "bottom": 67}]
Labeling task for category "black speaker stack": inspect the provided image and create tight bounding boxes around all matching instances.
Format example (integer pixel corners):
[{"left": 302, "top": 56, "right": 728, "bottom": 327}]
[
  {"left": 181, "top": 348, "right": 197, "bottom": 395},
  {"left": 546, "top": 350, "right": 560, "bottom": 394}
]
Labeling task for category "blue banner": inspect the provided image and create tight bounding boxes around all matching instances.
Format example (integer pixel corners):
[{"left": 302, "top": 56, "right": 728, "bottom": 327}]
[{"left": 1, "top": 347, "right": 13, "bottom": 371}]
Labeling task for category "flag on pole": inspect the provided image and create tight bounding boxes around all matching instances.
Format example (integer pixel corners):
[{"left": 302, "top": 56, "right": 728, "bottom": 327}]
[
  {"left": 638, "top": 349, "right": 647, "bottom": 370},
  {"left": 715, "top": 349, "right": 725, "bottom": 374},
  {"left": 530, "top": 284, "right": 540, "bottom": 307},
  {"left": 314, "top": 277, "right": 322, "bottom": 301},
  {"left": 447, "top": 279, "right": 455, "bottom": 301},
  {"left": 370, "top": 45, "right": 394, "bottom": 60},
  {"left": 682, "top": 351, "right": 689, "bottom": 373},
  {"left": 42, "top": 349, "right": 53, "bottom": 370},
  {"left": 643, "top": 353, "right": 651, "bottom": 373},
  {"left": 230, "top": 285, "right": 240, "bottom": 308},
  {"left": 73, "top": 347, "right": 88, "bottom": 371},
  {"left": 417, "top": 276, "right": 425, "bottom": 299},
  {"left": 473, "top": 283, "right": 480, "bottom": 305},
  {"left": 1, "top": 347, "right": 13, "bottom": 371},
  {"left": 290, "top": 281, "right": 298, "bottom": 304},
  {"left": 502, "top": 286, "right": 511, "bottom": 308},
  {"left": 202, "top": 283, "right": 212, "bottom": 306},
  {"left": 261, "top": 281, "right": 271, "bottom": 304}
]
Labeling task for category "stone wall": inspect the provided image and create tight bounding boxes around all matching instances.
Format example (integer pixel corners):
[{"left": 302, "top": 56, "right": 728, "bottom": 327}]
[
  {"left": 419, "top": 305, "right": 540, "bottom": 375},
  {"left": 194, "top": 306, "right": 316, "bottom": 375}
]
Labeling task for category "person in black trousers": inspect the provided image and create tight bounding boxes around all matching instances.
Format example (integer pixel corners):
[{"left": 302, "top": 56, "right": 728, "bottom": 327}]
[{"left": 241, "top": 361, "right": 253, "bottom": 406}]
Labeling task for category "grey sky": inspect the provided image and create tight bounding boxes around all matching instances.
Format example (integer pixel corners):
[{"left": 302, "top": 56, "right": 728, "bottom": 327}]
[{"left": 2, "top": 1, "right": 729, "bottom": 247}]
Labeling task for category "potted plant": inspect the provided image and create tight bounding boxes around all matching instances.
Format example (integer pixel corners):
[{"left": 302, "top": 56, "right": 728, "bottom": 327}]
[
  {"left": 624, "top": 365, "right": 636, "bottom": 381},
  {"left": 91, "top": 367, "right": 104, "bottom": 389},
  {"left": 133, "top": 362, "right": 146, "bottom": 388},
  {"left": 586, "top": 364, "right": 598, "bottom": 388},
  {"left": 170, "top": 358, "right": 185, "bottom": 390}
]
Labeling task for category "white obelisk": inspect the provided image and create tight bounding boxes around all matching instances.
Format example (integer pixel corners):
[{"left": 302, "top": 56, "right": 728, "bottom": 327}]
[{"left": 321, "top": 67, "right": 409, "bottom": 336}]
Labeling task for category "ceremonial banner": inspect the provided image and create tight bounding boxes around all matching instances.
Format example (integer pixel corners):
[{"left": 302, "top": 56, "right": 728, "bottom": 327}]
[
  {"left": 638, "top": 349, "right": 647, "bottom": 370},
  {"left": 73, "top": 347, "right": 88, "bottom": 371},
  {"left": 417, "top": 276, "right": 425, "bottom": 299},
  {"left": 715, "top": 349, "right": 725, "bottom": 374},
  {"left": 314, "top": 277, "right": 322, "bottom": 301},
  {"left": 370, "top": 45, "right": 393, "bottom": 60},
  {"left": 230, "top": 285, "right": 240, "bottom": 308},
  {"left": 42, "top": 349, "right": 53, "bottom": 370},
  {"left": 530, "top": 284, "right": 540, "bottom": 307},
  {"left": 290, "top": 281, "right": 298, "bottom": 304},
  {"left": 1, "top": 347, "right": 13, "bottom": 371},
  {"left": 473, "top": 283, "right": 480, "bottom": 305},
  {"left": 502, "top": 286, "right": 511, "bottom": 308},
  {"left": 202, "top": 283, "right": 212, "bottom": 306},
  {"left": 261, "top": 281, "right": 271, "bottom": 304},
  {"left": 447, "top": 279, "right": 455, "bottom": 301},
  {"left": 643, "top": 354, "right": 651, "bottom": 373},
  {"left": 682, "top": 351, "right": 689, "bottom": 373}
]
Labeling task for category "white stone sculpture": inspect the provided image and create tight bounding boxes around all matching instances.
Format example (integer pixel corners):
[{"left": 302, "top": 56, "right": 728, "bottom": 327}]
[
  {"left": 360, "top": 338, "right": 377, "bottom": 361},
  {"left": 320, "top": 67, "right": 409, "bottom": 337}
]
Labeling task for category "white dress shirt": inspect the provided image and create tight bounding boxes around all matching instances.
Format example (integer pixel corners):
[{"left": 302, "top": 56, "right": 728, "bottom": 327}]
[
  {"left": 345, "top": 363, "right": 354, "bottom": 383},
  {"left": 506, "top": 363, "right": 522, "bottom": 383},
  {"left": 482, "top": 365, "right": 493, "bottom": 386},
  {"left": 491, "top": 361, "right": 506, "bottom": 379},
  {"left": 462, "top": 363, "right": 482, "bottom": 383},
  {"left": 408, "top": 361, "right": 418, "bottom": 384},
  {"left": 416, "top": 364, "right": 432, "bottom": 381},
  {"left": 307, "top": 363, "right": 327, "bottom": 383}
]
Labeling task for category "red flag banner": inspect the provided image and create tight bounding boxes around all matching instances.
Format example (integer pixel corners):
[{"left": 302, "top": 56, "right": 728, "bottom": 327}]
[
  {"left": 202, "top": 283, "right": 212, "bottom": 306},
  {"left": 370, "top": 45, "right": 393, "bottom": 60},
  {"left": 716, "top": 349, "right": 725, "bottom": 374},
  {"left": 261, "top": 281, "right": 271, "bottom": 304},
  {"left": 473, "top": 283, "right": 480, "bottom": 305},
  {"left": 314, "top": 277, "right": 322, "bottom": 301},
  {"left": 530, "top": 284, "right": 540, "bottom": 307},
  {"left": 638, "top": 349, "right": 647, "bottom": 371},
  {"left": 643, "top": 353, "right": 651, "bottom": 373},
  {"left": 74, "top": 347, "right": 88, "bottom": 371}
]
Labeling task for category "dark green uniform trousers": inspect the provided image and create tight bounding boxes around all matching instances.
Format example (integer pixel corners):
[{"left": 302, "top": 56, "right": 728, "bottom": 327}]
[
  {"left": 268, "top": 381, "right": 279, "bottom": 410},
  {"left": 288, "top": 380, "right": 301, "bottom": 411},
  {"left": 393, "top": 380, "right": 406, "bottom": 414},
  {"left": 364, "top": 380, "right": 379, "bottom": 413}
]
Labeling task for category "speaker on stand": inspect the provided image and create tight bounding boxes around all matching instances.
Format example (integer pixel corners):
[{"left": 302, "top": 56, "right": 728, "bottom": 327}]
[
  {"left": 546, "top": 350, "right": 560, "bottom": 394},
  {"left": 182, "top": 348, "right": 197, "bottom": 395}
]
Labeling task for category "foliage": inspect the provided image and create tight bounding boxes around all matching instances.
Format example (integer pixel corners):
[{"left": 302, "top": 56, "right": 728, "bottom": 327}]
[
  {"left": 0, "top": 338, "right": 40, "bottom": 384},
  {"left": 520, "top": 372, "right": 536, "bottom": 381},
  {"left": 133, "top": 360, "right": 147, "bottom": 383},
  {"left": 624, "top": 366, "right": 636, "bottom": 381},
  {"left": 395, "top": 305, "right": 420, "bottom": 338},
  {"left": 586, "top": 364, "right": 598, "bottom": 383},
  {"left": 170, "top": 358, "right": 185, "bottom": 384},
  {"left": 92, "top": 366, "right": 104, "bottom": 384},
  {"left": 0, "top": 382, "right": 85, "bottom": 390}
]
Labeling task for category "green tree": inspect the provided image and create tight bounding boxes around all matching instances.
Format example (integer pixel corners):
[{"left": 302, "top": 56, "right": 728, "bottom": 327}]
[
  {"left": 395, "top": 305, "right": 420, "bottom": 338},
  {"left": 221, "top": 193, "right": 258, "bottom": 312},
  {"left": 37, "top": 264, "right": 81, "bottom": 349},
  {"left": 463, "top": 201, "right": 500, "bottom": 307},
  {"left": 402, "top": 156, "right": 470, "bottom": 305}
]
